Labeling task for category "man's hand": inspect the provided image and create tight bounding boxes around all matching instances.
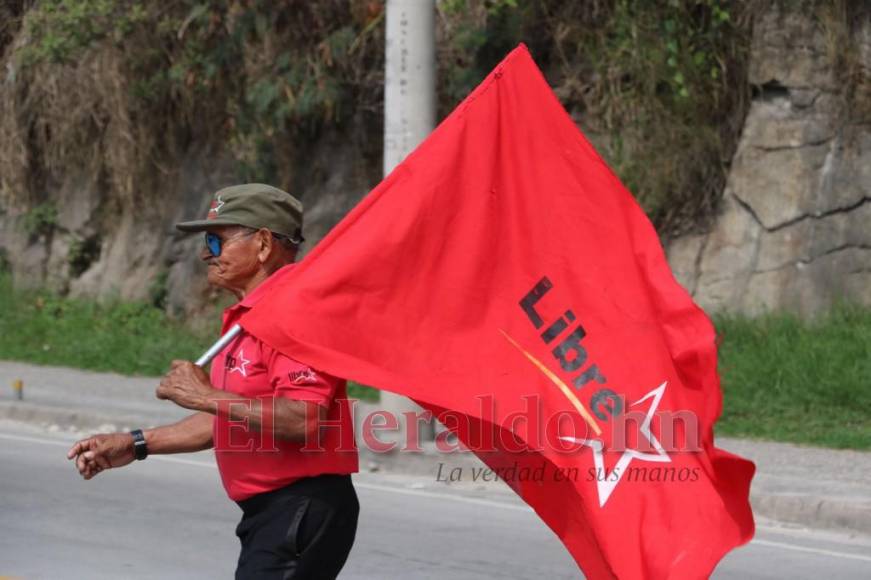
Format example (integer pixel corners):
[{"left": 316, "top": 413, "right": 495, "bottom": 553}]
[
  {"left": 156, "top": 360, "right": 217, "bottom": 411},
  {"left": 67, "top": 433, "right": 135, "bottom": 480}
]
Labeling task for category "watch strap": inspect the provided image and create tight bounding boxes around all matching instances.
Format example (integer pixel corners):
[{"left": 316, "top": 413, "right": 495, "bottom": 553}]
[{"left": 130, "top": 429, "right": 148, "bottom": 461}]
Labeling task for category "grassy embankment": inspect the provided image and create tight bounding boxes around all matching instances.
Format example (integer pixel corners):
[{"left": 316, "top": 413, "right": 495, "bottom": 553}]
[
  {"left": 1, "top": 274, "right": 868, "bottom": 448},
  {"left": 714, "top": 304, "right": 870, "bottom": 450},
  {"left": 0, "top": 274, "right": 378, "bottom": 401}
]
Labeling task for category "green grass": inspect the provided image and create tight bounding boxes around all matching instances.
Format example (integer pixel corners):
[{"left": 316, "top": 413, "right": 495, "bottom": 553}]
[
  {"left": 715, "top": 304, "right": 871, "bottom": 450},
  {"left": 0, "top": 275, "right": 213, "bottom": 375},
  {"left": 0, "top": 273, "right": 379, "bottom": 401}
]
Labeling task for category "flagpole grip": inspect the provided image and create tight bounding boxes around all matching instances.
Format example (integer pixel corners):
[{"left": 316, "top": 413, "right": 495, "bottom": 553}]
[{"left": 195, "top": 324, "right": 243, "bottom": 367}]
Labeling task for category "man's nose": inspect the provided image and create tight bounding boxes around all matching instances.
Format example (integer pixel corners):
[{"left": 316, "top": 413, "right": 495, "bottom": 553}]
[{"left": 200, "top": 246, "right": 213, "bottom": 261}]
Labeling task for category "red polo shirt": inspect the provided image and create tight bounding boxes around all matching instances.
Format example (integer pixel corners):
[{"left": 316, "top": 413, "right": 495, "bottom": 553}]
[{"left": 210, "top": 263, "right": 358, "bottom": 501}]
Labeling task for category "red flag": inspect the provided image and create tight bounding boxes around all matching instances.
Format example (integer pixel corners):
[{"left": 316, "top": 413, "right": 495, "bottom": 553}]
[{"left": 242, "top": 45, "right": 755, "bottom": 578}]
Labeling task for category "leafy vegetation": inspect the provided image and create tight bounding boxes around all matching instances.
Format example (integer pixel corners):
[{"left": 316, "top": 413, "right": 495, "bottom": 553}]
[
  {"left": 437, "top": 0, "right": 753, "bottom": 236},
  {"left": 20, "top": 0, "right": 382, "bottom": 179},
  {"left": 16, "top": 0, "right": 148, "bottom": 66},
  {"left": 1, "top": 0, "right": 757, "bottom": 236},
  {"left": 22, "top": 203, "right": 59, "bottom": 238}
]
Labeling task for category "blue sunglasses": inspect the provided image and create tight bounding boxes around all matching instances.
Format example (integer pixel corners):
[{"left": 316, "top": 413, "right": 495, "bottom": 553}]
[
  {"left": 204, "top": 230, "right": 303, "bottom": 257},
  {"left": 204, "top": 230, "right": 256, "bottom": 257}
]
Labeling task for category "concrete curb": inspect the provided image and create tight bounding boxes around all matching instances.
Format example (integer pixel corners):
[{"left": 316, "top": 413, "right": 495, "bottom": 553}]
[
  {"left": 3, "top": 400, "right": 870, "bottom": 536},
  {"left": 750, "top": 491, "right": 871, "bottom": 535},
  {"left": 0, "top": 401, "right": 180, "bottom": 433},
  {"left": 0, "top": 401, "right": 137, "bottom": 432}
]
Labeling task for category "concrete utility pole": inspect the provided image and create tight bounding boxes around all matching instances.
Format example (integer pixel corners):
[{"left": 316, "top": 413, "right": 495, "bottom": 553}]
[
  {"left": 383, "top": 0, "right": 436, "bottom": 176},
  {"left": 382, "top": 0, "right": 436, "bottom": 443}
]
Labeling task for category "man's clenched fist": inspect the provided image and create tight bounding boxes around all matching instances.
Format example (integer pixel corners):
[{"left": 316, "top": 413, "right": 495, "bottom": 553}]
[{"left": 156, "top": 360, "right": 216, "bottom": 411}]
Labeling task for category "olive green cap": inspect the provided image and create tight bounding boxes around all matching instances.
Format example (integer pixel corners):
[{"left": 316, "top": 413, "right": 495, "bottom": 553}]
[{"left": 176, "top": 183, "right": 303, "bottom": 239}]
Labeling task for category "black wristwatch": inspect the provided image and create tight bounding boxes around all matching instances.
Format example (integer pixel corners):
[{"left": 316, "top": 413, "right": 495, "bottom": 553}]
[{"left": 130, "top": 429, "right": 148, "bottom": 461}]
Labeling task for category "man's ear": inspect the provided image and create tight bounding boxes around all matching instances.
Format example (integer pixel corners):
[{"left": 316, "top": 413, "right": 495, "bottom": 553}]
[{"left": 257, "top": 229, "right": 273, "bottom": 264}]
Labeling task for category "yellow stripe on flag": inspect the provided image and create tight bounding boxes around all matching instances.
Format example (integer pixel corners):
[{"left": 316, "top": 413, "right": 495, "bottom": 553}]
[{"left": 500, "top": 329, "right": 602, "bottom": 436}]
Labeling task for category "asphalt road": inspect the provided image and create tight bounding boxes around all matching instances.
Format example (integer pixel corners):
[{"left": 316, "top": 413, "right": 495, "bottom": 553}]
[{"left": 1, "top": 421, "right": 870, "bottom": 579}]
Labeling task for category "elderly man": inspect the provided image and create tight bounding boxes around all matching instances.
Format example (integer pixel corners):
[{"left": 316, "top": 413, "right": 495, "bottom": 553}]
[{"left": 67, "top": 184, "right": 359, "bottom": 580}]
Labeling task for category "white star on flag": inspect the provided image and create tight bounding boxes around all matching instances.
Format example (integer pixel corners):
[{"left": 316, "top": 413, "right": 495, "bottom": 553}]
[{"left": 561, "top": 381, "right": 671, "bottom": 507}]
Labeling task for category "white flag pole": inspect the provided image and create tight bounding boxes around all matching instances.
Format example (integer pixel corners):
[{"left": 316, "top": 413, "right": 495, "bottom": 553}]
[{"left": 195, "top": 323, "right": 243, "bottom": 367}]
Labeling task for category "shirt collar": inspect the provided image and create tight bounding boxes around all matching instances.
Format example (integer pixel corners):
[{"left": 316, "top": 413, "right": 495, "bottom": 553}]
[{"left": 232, "top": 262, "right": 297, "bottom": 311}]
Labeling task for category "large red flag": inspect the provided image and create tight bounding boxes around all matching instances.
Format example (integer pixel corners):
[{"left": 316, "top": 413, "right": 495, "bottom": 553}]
[{"left": 241, "top": 45, "right": 755, "bottom": 578}]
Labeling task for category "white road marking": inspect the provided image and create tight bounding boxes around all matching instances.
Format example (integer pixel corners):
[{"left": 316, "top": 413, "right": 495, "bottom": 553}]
[
  {"left": 148, "top": 454, "right": 217, "bottom": 468},
  {"left": 750, "top": 539, "right": 871, "bottom": 563},
  {"left": 3, "top": 429, "right": 871, "bottom": 564},
  {"left": 353, "top": 481, "right": 531, "bottom": 512},
  {"left": 0, "top": 430, "right": 217, "bottom": 467},
  {"left": 0, "top": 431, "right": 77, "bottom": 447}
]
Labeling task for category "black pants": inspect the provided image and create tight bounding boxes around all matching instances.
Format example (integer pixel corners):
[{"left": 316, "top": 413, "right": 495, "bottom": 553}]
[{"left": 235, "top": 474, "right": 359, "bottom": 580}]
